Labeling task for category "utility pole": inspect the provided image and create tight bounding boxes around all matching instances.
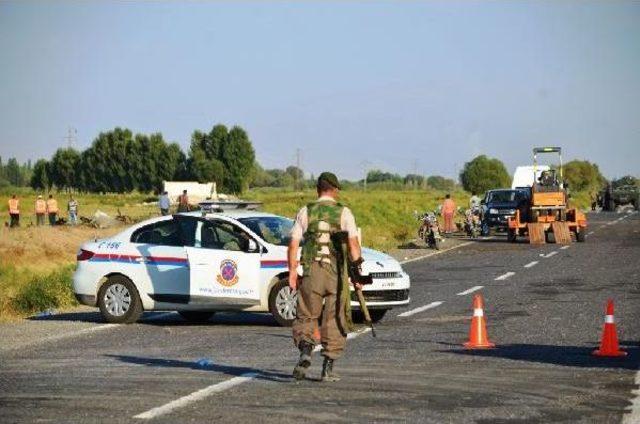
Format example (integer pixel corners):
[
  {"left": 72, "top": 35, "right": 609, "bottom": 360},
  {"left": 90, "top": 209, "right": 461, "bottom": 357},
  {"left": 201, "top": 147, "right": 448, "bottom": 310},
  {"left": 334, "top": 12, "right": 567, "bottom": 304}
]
[
  {"left": 295, "top": 148, "right": 302, "bottom": 190},
  {"left": 360, "top": 160, "right": 372, "bottom": 191}
]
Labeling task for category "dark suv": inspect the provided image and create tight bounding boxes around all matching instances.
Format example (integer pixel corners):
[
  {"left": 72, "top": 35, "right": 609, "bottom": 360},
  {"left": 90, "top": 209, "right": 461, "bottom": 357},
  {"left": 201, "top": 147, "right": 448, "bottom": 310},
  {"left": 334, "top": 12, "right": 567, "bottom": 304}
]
[{"left": 481, "top": 189, "right": 530, "bottom": 236}]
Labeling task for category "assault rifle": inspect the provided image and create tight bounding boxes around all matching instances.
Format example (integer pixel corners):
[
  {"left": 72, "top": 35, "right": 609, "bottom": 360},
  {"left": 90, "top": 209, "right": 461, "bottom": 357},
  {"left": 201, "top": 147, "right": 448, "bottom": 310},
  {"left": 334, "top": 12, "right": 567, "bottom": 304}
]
[{"left": 348, "top": 257, "right": 376, "bottom": 337}]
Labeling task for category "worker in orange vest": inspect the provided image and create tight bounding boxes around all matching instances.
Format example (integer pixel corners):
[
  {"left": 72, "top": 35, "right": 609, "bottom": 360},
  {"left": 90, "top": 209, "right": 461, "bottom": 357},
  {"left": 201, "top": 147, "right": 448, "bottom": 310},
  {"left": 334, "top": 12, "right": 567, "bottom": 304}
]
[
  {"left": 46, "top": 194, "right": 59, "bottom": 226},
  {"left": 35, "top": 195, "right": 47, "bottom": 226},
  {"left": 441, "top": 194, "right": 456, "bottom": 235},
  {"left": 8, "top": 194, "right": 20, "bottom": 227}
]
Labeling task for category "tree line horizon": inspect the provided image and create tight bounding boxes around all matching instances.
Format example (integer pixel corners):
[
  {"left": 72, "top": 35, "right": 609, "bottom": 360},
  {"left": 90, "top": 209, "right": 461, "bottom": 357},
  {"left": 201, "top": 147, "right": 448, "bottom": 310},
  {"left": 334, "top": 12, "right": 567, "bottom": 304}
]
[{"left": 0, "top": 124, "right": 632, "bottom": 195}]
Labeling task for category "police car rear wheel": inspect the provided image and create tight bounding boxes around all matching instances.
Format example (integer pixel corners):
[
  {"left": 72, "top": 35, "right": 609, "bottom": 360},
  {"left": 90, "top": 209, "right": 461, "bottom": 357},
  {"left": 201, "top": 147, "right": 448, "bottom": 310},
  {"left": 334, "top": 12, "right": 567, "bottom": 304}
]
[
  {"left": 98, "top": 276, "right": 143, "bottom": 324},
  {"left": 269, "top": 278, "right": 297, "bottom": 327}
]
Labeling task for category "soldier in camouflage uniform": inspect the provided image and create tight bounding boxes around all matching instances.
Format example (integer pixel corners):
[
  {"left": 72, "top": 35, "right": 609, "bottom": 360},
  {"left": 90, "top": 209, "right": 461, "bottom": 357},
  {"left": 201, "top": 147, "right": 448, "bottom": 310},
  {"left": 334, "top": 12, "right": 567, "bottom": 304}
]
[{"left": 288, "top": 172, "right": 363, "bottom": 381}]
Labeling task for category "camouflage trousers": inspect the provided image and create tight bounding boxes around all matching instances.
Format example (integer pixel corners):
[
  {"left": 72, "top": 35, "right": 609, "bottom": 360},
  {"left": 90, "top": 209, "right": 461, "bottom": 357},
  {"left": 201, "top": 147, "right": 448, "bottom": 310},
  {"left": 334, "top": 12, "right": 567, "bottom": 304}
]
[{"left": 292, "top": 261, "right": 347, "bottom": 360}]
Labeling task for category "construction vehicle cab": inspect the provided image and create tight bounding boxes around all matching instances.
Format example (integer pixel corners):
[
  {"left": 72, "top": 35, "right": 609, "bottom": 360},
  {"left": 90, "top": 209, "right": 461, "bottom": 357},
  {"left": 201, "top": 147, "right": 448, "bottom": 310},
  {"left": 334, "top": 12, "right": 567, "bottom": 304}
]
[{"left": 507, "top": 147, "right": 587, "bottom": 244}]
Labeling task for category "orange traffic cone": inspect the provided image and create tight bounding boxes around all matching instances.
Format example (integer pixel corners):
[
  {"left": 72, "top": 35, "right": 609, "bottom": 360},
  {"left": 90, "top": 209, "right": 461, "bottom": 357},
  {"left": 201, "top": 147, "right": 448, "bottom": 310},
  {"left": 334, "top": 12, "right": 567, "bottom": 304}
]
[
  {"left": 593, "top": 299, "right": 626, "bottom": 357},
  {"left": 464, "top": 294, "right": 495, "bottom": 349},
  {"left": 313, "top": 326, "right": 321, "bottom": 343}
]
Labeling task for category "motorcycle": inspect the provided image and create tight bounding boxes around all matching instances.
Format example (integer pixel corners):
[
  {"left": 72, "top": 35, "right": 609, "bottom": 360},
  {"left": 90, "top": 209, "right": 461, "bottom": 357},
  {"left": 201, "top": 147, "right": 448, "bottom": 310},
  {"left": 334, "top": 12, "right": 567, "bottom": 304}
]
[
  {"left": 415, "top": 210, "right": 444, "bottom": 250},
  {"left": 463, "top": 206, "right": 482, "bottom": 239}
]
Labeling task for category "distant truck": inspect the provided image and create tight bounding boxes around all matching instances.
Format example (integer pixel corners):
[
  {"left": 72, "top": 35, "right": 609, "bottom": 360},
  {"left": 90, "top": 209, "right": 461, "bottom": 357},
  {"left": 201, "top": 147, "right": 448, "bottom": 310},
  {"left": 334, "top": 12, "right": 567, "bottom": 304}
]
[
  {"left": 599, "top": 184, "right": 640, "bottom": 211},
  {"left": 511, "top": 165, "right": 550, "bottom": 189}
]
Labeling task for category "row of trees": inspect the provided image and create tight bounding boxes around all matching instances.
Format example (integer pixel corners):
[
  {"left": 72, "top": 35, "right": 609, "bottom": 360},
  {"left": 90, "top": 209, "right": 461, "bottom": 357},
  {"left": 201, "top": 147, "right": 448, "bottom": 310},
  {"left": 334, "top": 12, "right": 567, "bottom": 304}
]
[
  {"left": 457, "top": 154, "right": 621, "bottom": 195},
  {"left": 360, "top": 170, "right": 458, "bottom": 191},
  {"left": 4, "top": 127, "right": 633, "bottom": 195},
  {"left": 28, "top": 125, "right": 256, "bottom": 194},
  {"left": 0, "top": 157, "right": 33, "bottom": 188}
]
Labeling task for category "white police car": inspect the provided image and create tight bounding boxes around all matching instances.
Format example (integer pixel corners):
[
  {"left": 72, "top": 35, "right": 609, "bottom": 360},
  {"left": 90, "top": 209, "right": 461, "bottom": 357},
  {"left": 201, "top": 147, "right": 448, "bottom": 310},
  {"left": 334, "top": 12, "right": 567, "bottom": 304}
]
[{"left": 73, "top": 209, "right": 410, "bottom": 326}]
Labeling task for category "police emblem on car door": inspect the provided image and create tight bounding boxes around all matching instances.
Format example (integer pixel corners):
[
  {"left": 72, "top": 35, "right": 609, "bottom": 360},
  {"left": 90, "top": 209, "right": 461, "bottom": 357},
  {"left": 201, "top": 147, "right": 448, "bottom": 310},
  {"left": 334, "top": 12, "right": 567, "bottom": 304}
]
[{"left": 182, "top": 217, "right": 261, "bottom": 306}]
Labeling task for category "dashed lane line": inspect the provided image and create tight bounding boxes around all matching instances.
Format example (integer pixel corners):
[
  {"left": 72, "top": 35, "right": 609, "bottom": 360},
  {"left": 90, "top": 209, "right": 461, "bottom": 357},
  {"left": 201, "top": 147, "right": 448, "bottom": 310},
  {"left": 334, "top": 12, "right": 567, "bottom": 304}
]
[
  {"left": 397, "top": 301, "right": 444, "bottom": 317},
  {"left": 560, "top": 245, "right": 570, "bottom": 250},
  {"left": 400, "top": 241, "right": 474, "bottom": 265},
  {"left": 134, "top": 372, "right": 259, "bottom": 420},
  {"left": 494, "top": 272, "right": 515, "bottom": 281},
  {"left": 456, "top": 286, "right": 484, "bottom": 296},
  {"left": 523, "top": 261, "right": 539, "bottom": 268},
  {"left": 543, "top": 251, "right": 558, "bottom": 258},
  {"left": 588, "top": 231, "right": 594, "bottom": 235}
]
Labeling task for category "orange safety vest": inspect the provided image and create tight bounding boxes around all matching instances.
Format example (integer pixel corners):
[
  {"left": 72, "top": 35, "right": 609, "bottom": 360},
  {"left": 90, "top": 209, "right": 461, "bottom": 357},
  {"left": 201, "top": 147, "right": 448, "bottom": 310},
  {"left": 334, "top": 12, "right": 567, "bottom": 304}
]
[
  {"left": 8, "top": 198, "right": 19, "bottom": 214},
  {"left": 442, "top": 198, "right": 456, "bottom": 215},
  {"left": 46, "top": 198, "right": 59, "bottom": 213},
  {"left": 35, "top": 199, "right": 46, "bottom": 214}
]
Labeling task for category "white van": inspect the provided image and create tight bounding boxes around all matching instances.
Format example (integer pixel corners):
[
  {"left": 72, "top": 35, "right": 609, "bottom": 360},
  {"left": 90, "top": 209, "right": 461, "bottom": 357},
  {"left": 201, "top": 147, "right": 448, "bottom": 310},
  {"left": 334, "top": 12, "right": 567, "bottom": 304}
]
[{"left": 511, "top": 165, "right": 550, "bottom": 189}]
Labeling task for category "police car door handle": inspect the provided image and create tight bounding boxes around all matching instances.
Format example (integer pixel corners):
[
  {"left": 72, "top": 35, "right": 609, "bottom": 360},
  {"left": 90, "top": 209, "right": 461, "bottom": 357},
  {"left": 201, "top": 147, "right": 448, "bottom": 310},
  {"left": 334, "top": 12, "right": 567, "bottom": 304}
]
[{"left": 135, "top": 257, "right": 146, "bottom": 263}]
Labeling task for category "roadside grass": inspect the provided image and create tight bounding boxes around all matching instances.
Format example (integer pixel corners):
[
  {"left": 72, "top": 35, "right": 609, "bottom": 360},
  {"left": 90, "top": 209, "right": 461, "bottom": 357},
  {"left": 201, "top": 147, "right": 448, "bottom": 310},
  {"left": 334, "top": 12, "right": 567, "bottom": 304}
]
[{"left": 0, "top": 264, "right": 77, "bottom": 321}]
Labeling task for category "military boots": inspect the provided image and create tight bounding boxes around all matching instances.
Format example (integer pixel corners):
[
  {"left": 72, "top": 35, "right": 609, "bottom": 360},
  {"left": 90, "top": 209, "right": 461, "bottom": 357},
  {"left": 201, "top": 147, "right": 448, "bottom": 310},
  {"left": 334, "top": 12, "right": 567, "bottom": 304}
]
[
  {"left": 293, "top": 340, "right": 314, "bottom": 380},
  {"left": 321, "top": 357, "right": 340, "bottom": 382}
]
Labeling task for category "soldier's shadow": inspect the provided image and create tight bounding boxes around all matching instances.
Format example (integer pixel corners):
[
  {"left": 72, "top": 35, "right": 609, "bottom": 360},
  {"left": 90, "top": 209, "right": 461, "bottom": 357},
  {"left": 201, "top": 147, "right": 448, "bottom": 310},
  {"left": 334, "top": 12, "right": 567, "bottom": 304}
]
[{"left": 105, "top": 354, "right": 291, "bottom": 382}]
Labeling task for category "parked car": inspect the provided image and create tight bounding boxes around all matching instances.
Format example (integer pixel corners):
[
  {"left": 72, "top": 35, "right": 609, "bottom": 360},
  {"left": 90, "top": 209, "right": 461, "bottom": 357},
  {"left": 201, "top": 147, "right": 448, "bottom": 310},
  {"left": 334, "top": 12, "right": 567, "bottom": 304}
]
[
  {"left": 73, "top": 209, "right": 410, "bottom": 326},
  {"left": 481, "top": 189, "right": 530, "bottom": 236}
]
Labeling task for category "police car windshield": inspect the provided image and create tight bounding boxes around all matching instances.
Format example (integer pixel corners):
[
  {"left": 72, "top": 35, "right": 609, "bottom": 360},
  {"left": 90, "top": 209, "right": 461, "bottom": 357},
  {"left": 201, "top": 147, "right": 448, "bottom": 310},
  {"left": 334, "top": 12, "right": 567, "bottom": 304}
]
[{"left": 238, "top": 216, "right": 294, "bottom": 247}]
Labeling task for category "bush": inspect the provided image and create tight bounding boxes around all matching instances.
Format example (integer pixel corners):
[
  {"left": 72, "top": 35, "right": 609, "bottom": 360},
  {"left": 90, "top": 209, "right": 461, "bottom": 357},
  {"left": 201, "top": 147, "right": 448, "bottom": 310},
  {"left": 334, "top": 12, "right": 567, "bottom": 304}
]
[
  {"left": 10, "top": 265, "right": 77, "bottom": 315},
  {"left": 459, "top": 155, "right": 511, "bottom": 194},
  {"left": 563, "top": 160, "right": 606, "bottom": 193}
]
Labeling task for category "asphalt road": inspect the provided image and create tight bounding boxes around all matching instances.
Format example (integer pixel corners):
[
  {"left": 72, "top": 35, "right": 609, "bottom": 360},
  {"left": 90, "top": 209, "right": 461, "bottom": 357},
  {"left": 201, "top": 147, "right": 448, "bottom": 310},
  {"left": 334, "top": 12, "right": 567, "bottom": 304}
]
[{"left": 1, "top": 211, "right": 638, "bottom": 423}]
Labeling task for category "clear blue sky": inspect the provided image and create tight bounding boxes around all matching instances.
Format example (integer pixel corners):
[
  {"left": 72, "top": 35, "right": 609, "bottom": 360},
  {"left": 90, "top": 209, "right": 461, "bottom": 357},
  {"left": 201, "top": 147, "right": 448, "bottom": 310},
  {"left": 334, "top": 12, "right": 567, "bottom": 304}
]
[{"left": 1, "top": 1, "right": 638, "bottom": 180}]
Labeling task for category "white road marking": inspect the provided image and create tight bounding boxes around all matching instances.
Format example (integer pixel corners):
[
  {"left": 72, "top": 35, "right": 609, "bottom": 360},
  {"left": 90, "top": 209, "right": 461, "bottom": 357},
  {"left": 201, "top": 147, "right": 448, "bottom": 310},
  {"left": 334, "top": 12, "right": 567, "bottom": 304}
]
[
  {"left": 134, "top": 372, "right": 258, "bottom": 420},
  {"left": 623, "top": 370, "right": 640, "bottom": 424},
  {"left": 523, "top": 261, "right": 539, "bottom": 268},
  {"left": 494, "top": 271, "right": 515, "bottom": 281},
  {"left": 400, "top": 241, "right": 474, "bottom": 265},
  {"left": 397, "top": 301, "right": 444, "bottom": 317},
  {"left": 456, "top": 286, "right": 484, "bottom": 296},
  {"left": 313, "top": 327, "right": 372, "bottom": 352},
  {"left": 543, "top": 251, "right": 558, "bottom": 258},
  {"left": 560, "top": 245, "right": 570, "bottom": 250},
  {"left": 588, "top": 231, "right": 594, "bottom": 235}
]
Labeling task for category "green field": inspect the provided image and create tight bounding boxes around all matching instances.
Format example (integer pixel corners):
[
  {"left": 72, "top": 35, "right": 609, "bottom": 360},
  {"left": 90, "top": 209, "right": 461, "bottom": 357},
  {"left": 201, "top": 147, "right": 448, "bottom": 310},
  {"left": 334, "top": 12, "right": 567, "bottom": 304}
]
[{"left": 245, "top": 187, "right": 470, "bottom": 251}]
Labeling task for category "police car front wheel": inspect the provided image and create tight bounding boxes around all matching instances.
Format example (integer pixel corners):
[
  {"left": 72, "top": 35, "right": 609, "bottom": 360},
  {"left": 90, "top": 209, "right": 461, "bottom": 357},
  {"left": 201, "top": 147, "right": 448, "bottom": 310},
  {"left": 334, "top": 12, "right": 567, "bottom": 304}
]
[{"left": 97, "top": 275, "right": 143, "bottom": 324}]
